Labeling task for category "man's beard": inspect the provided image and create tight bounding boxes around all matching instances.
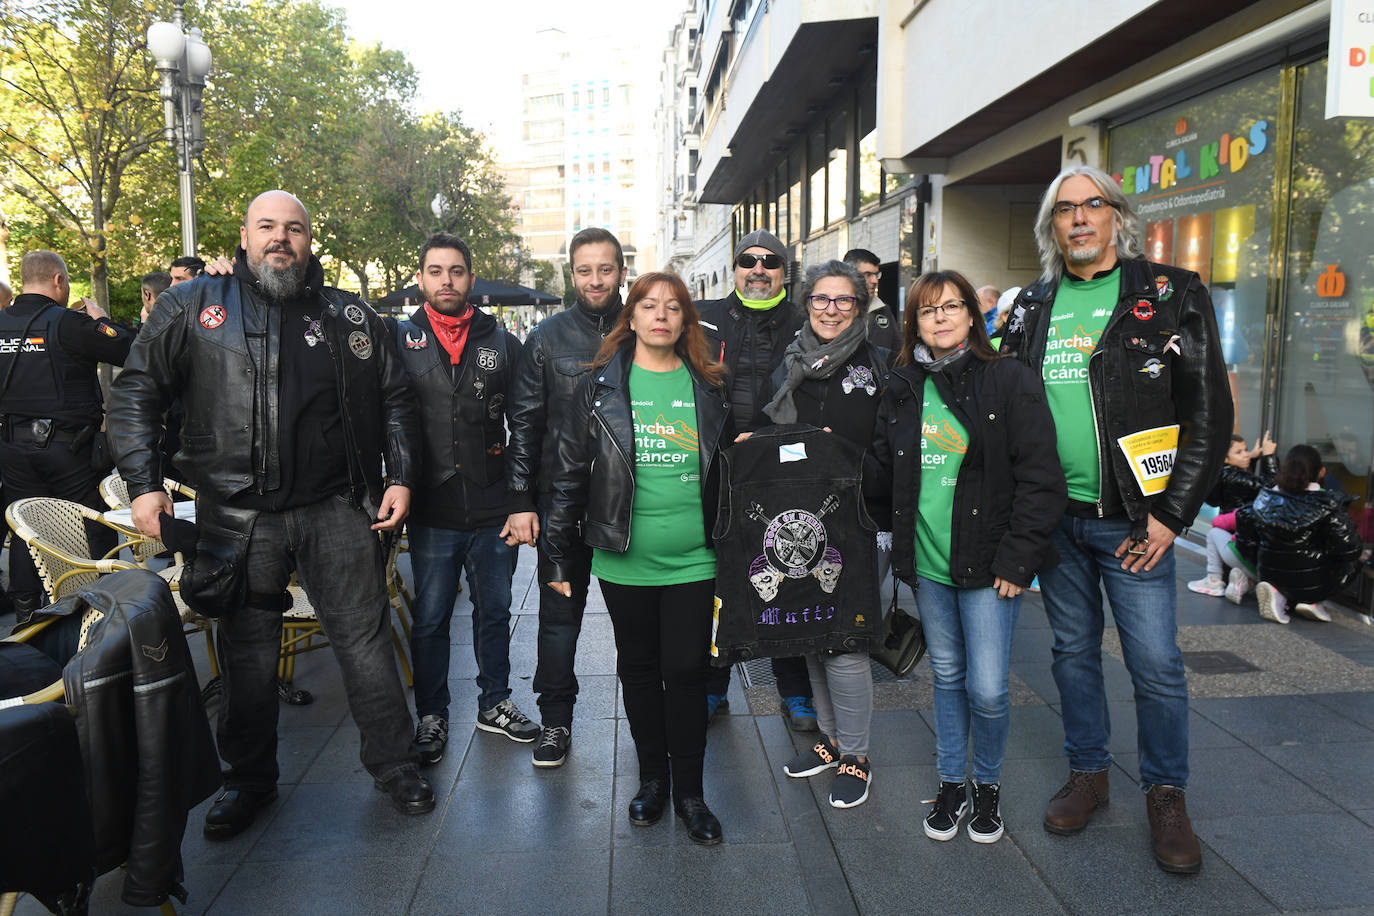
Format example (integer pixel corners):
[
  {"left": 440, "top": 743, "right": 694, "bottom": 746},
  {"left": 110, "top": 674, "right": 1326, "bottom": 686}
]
[
  {"left": 740, "top": 274, "right": 776, "bottom": 298},
  {"left": 1066, "top": 244, "right": 1103, "bottom": 265},
  {"left": 253, "top": 252, "right": 307, "bottom": 300},
  {"left": 577, "top": 288, "right": 616, "bottom": 312}
]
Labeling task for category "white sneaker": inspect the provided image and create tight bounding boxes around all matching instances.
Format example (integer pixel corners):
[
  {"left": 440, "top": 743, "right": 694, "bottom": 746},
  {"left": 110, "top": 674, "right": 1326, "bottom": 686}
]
[
  {"left": 1225, "top": 568, "right": 1252, "bottom": 605},
  {"left": 1293, "top": 601, "right": 1333, "bottom": 622},
  {"left": 1256, "top": 582, "right": 1290, "bottom": 624},
  {"left": 1187, "top": 574, "right": 1225, "bottom": 597}
]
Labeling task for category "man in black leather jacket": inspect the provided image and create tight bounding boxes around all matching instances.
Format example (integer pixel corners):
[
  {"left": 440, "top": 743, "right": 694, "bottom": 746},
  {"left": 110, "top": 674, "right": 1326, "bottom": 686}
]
[
  {"left": 696, "top": 229, "right": 816, "bottom": 731},
  {"left": 107, "top": 190, "right": 433, "bottom": 835},
  {"left": 1001, "top": 166, "right": 1231, "bottom": 875},
  {"left": 504, "top": 227, "right": 626, "bottom": 767}
]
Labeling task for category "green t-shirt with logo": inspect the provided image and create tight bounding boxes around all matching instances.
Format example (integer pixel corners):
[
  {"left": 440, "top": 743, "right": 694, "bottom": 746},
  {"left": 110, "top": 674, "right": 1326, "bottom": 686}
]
[
  {"left": 592, "top": 364, "right": 717, "bottom": 586},
  {"left": 915, "top": 378, "right": 969, "bottom": 586},
  {"left": 1041, "top": 270, "right": 1118, "bottom": 502}
]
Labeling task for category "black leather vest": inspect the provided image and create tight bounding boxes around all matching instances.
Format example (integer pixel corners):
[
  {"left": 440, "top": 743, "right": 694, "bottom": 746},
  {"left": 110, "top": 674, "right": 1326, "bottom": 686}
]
[
  {"left": 0, "top": 302, "right": 102, "bottom": 427},
  {"left": 710, "top": 424, "right": 879, "bottom": 663},
  {"left": 393, "top": 309, "right": 511, "bottom": 489}
]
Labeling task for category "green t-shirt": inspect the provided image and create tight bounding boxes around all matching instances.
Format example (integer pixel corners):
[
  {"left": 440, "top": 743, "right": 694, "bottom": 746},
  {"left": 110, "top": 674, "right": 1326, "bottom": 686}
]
[
  {"left": 592, "top": 364, "right": 717, "bottom": 586},
  {"left": 1041, "top": 270, "right": 1118, "bottom": 502},
  {"left": 915, "top": 377, "right": 969, "bottom": 587}
]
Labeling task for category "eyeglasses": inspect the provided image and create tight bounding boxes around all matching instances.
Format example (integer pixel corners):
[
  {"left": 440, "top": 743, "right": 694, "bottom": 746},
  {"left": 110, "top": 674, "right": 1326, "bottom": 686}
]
[
  {"left": 1051, "top": 196, "right": 1119, "bottom": 220},
  {"left": 736, "top": 253, "right": 784, "bottom": 270},
  {"left": 807, "top": 295, "right": 858, "bottom": 312},
  {"left": 915, "top": 300, "right": 967, "bottom": 321}
]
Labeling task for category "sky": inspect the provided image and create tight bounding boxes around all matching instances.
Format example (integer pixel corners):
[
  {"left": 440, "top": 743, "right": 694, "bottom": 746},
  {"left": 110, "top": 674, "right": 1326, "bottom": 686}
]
[{"left": 329, "top": 0, "right": 686, "bottom": 153}]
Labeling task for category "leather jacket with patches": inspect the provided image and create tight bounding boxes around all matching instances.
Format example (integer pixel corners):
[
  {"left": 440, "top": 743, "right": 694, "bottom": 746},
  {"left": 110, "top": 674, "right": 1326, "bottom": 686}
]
[
  {"left": 543, "top": 347, "right": 732, "bottom": 583},
  {"left": 386, "top": 306, "right": 531, "bottom": 524},
  {"left": 107, "top": 251, "right": 419, "bottom": 513},
  {"left": 1000, "top": 257, "right": 1231, "bottom": 534},
  {"left": 505, "top": 297, "right": 622, "bottom": 505}
]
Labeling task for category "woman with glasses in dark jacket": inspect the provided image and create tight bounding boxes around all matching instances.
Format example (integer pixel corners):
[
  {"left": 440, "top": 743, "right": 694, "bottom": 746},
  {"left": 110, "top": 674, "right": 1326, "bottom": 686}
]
[
  {"left": 545, "top": 271, "right": 732, "bottom": 845},
  {"left": 873, "top": 270, "right": 1065, "bottom": 844},
  {"left": 756, "top": 259, "right": 890, "bottom": 809}
]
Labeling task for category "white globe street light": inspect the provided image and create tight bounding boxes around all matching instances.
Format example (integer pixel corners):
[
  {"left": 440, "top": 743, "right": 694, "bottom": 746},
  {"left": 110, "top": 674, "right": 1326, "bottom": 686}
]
[{"left": 146, "top": 1, "right": 212, "bottom": 257}]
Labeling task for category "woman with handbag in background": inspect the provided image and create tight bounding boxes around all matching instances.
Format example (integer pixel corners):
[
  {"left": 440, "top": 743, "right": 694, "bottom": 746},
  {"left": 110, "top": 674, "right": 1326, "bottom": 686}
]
[
  {"left": 544, "top": 271, "right": 732, "bottom": 845},
  {"left": 754, "top": 259, "right": 891, "bottom": 809},
  {"left": 874, "top": 270, "right": 1065, "bottom": 844}
]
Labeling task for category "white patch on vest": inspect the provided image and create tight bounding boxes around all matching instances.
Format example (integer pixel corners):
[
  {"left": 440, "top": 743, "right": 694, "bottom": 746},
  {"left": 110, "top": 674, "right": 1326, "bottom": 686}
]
[
  {"left": 476, "top": 347, "right": 499, "bottom": 371},
  {"left": 405, "top": 328, "right": 428, "bottom": 349},
  {"left": 343, "top": 303, "right": 366, "bottom": 326},
  {"left": 199, "top": 305, "right": 226, "bottom": 329},
  {"left": 347, "top": 330, "right": 373, "bottom": 360},
  {"left": 779, "top": 442, "right": 807, "bottom": 463}
]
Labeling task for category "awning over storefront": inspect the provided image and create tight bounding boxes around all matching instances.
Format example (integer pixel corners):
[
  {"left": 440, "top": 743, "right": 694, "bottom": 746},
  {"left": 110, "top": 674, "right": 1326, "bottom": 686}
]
[{"left": 375, "top": 278, "right": 561, "bottom": 312}]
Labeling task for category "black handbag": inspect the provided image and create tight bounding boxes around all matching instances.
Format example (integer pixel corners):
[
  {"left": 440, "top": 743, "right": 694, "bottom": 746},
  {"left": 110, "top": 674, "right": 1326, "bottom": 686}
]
[
  {"left": 176, "top": 505, "right": 256, "bottom": 619},
  {"left": 870, "top": 581, "right": 926, "bottom": 677}
]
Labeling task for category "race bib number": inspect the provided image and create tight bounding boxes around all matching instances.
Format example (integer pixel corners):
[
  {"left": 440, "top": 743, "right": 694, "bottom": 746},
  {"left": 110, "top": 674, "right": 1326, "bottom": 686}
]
[{"left": 1117, "top": 425, "right": 1179, "bottom": 497}]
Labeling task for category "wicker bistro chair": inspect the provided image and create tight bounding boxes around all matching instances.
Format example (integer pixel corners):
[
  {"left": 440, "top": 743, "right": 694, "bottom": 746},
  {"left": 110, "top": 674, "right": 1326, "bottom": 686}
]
[{"left": 4, "top": 498, "right": 146, "bottom": 604}]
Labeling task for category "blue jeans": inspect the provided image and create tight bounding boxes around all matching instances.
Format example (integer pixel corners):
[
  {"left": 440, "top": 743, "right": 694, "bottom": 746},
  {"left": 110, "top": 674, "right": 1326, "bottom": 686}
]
[
  {"left": 216, "top": 494, "right": 416, "bottom": 790},
  {"left": 408, "top": 523, "right": 518, "bottom": 718},
  {"left": 916, "top": 578, "right": 1020, "bottom": 784},
  {"left": 1038, "top": 514, "right": 1189, "bottom": 789}
]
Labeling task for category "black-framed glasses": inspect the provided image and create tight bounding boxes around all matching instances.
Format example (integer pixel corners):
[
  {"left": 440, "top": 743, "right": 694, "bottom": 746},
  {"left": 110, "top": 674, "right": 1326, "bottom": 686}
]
[
  {"left": 807, "top": 294, "right": 858, "bottom": 312},
  {"left": 736, "top": 253, "right": 784, "bottom": 270},
  {"left": 1051, "top": 196, "right": 1118, "bottom": 220},
  {"left": 915, "top": 300, "right": 967, "bottom": 321}
]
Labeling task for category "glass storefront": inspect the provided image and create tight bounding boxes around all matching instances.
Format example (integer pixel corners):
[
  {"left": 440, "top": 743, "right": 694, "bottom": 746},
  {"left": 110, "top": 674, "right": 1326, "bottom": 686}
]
[{"left": 1107, "top": 56, "right": 1372, "bottom": 590}]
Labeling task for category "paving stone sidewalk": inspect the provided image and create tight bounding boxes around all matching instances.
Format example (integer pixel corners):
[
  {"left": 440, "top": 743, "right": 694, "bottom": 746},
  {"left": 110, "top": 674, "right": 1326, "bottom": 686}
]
[{"left": 9, "top": 542, "right": 1374, "bottom": 914}]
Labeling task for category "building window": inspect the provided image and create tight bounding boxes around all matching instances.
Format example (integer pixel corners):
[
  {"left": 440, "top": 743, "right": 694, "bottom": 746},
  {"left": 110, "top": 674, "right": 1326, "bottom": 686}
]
[
  {"left": 808, "top": 128, "right": 826, "bottom": 235},
  {"left": 858, "top": 86, "right": 880, "bottom": 209},
  {"left": 827, "top": 108, "right": 849, "bottom": 226}
]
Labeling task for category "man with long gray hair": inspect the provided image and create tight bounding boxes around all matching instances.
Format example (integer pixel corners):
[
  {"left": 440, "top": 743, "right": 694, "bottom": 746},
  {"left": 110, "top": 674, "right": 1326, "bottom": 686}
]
[{"left": 1001, "top": 166, "right": 1230, "bottom": 874}]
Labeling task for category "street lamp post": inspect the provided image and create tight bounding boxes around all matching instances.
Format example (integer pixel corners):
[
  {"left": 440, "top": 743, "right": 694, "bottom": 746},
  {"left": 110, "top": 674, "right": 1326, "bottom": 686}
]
[{"left": 146, "top": 0, "right": 212, "bottom": 257}]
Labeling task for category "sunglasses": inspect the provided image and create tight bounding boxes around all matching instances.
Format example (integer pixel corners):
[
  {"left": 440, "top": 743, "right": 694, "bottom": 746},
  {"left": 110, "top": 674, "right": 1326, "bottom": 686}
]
[{"left": 736, "top": 253, "right": 784, "bottom": 270}]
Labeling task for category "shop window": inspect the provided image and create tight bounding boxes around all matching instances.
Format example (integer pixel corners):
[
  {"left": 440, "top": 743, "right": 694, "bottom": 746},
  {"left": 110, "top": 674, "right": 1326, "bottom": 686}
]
[
  {"left": 1109, "top": 67, "right": 1279, "bottom": 483},
  {"left": 858, "top": 86, "right": 880, "bottom": 209},
  {"left": 788, "top": 149, "right": 802, "bottom": 243},
  {"left": 809, "top": 129, "right": 826, "bottom": 234},
  {"left": 827, "top": 109, "right": 849, "bottom": 225},
  {"left": 1278, "top": 57, "right": 1373, "bottom": 507}
]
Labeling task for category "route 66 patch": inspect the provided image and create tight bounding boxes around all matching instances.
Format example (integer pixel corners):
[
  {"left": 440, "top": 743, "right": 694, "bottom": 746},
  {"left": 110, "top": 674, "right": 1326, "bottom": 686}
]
[{"left": 476, "top": 347, "right": 499, "bottom": 371}]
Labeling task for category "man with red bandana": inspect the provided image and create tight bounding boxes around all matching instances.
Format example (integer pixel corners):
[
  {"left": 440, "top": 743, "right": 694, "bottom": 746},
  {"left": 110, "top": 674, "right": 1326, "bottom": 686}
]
[{"left": 388, "top": 233, "right": 537, "bottom": 765}]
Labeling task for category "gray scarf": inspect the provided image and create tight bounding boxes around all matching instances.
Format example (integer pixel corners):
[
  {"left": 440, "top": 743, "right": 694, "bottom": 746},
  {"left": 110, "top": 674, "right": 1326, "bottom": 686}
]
[
  {"left": 762, "top": 316, "right": 869, "bottom": 424},
  {"left": 911, "top": 342, "right": 973, "bottom": 373}
]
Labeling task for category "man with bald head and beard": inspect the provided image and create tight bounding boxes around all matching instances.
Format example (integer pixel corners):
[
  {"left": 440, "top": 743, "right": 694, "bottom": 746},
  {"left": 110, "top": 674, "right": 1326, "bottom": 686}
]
[{"left": 108, "top": 190, "right": 433, "bottom": 836}]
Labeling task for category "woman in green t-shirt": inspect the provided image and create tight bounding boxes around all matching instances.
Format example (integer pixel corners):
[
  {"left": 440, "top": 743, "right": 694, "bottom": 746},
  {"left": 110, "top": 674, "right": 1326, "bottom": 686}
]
[
  {"left": 874, "top": 270, "right": 1065, "bottom": 846},
  {"left": 545, "top": 271, "right": 733, "bottom": 845}
]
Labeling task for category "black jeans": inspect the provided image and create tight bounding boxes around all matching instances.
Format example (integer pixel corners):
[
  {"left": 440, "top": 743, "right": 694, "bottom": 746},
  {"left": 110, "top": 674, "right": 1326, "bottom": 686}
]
[
  {"left": 533, "top": 523, "right": 592, "bottom": 728},
  {"left": 0, "top": 436, "right": 112, "bottom": 606},
  {"left": 215, "top": 494, "right": 417, "bottom": 790},
  {"left": 600, "top": 578, "right": 713, "bottom": 799},
  {"left": 704, "top": 653, "right": 812, "bottom": 700}
]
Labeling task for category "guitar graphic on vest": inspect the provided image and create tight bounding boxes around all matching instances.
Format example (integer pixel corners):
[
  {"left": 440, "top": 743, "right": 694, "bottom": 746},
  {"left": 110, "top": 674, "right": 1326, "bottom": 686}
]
[{"left": 747, "top": 495, "right": 845, "bottom": 599}]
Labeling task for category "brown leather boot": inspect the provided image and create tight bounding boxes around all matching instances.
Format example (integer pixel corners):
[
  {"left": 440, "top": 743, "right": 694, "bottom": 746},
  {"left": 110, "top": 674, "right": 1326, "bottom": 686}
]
[
  {"left": 1146, "top": 785, "right": 1202, "bottom": 874},
  {"left": 1043, "top": 769, "right": 1110, "bottom": 834}
]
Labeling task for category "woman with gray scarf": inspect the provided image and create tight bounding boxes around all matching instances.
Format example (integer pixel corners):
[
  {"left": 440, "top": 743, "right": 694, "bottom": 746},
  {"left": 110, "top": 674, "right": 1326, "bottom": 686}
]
[{"left": 756, "top": 259, "right": 891, "bottom": 808}]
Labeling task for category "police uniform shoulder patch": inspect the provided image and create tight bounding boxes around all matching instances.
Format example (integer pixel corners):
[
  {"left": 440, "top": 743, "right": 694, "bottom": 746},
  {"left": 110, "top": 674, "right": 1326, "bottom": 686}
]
[
  {"left": 199, "top": 305, "right": 226, "bottom": 329},
  {"left": 343, "top": 303, "right": 367, "bottom": 326},
  {"left": 99, "top": 323, "right": 118, "bottom": 338},
  {"left": 347, "top": 329, "right": 373, "bottom": 360},
  {"left": 476, "top": 347, "right": 499, "bottom": 371}
]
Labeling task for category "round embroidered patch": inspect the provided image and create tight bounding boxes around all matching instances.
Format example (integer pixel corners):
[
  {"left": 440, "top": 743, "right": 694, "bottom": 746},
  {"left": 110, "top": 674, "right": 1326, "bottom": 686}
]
[
  {"left": 347, "top": 330, "right": 373, "bottom": 359},
  {"left": 1133, "top": 300, "right": 1155, "bottom": 321},
  {"left": 199, "top": 305, "right": 227, "bottom": 329},
  {"left": 343, "top": 303, "right": 366, "bottom": 326}
]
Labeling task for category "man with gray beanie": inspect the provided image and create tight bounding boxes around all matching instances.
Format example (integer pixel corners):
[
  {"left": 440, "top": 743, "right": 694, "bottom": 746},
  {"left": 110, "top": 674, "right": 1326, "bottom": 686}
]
[{"left": 697, "top": 229, "right": 816, "bottom": 730}]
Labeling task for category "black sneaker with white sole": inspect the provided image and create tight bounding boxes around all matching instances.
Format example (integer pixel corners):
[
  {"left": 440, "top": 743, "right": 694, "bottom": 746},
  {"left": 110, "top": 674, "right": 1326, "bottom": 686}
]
[
  {"left": 923, "top": 780, "right": 968, "bottom": 841},
  {"left": 477, "top": 698, "right": 540, "bottom": 742},
  {"left": 829, "top": 756, "right": 871, "bottom": 808},
  {"left": 531, "top": 725, "right": 571, "bottom": 768},
  {"left": 783, "top": 736, "right": 840, "bottom": 778},
  {"left": 967, "top": 781, "right": 1004, "bottom": 843},
  {"left": 414, "top": 715, "right": 448, "bottom": 766}
]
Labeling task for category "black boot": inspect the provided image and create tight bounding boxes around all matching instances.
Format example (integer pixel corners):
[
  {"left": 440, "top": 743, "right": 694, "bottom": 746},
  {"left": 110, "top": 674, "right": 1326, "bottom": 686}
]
[
  {"left": 628, "top": 777, "right": 670, "bottom": 826},
  {"left": 674, "top": 795, "right": 723, "bottom": 845}
]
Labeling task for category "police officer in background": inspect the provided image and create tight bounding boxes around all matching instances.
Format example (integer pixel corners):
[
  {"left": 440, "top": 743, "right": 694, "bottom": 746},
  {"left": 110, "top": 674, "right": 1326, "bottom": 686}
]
[{"left": 0, "top": 250, "right": 134, "bottom": 618}]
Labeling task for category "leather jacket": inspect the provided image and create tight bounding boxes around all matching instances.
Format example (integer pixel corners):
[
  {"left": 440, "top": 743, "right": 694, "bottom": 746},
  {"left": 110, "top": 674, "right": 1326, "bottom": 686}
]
[
  {"left": 48, "top": 568, "right": 221, "bottom": 907},
  {"left": 386, "top": 306, "right": 529, "bottom": 515},
  {"left": 697, "top": 292, "right": 804, "bottom": 431},
  {"left": 1000, "top": 257, "right": 1231, "bottom": 534},
  {"left": 1235, "top": 486, "right": 1362, "bottom": 603},
  {"left": 543, "top": 347, "right": 732, "bottom": 583},
  {"left": 107, "top": 252, "right": 420, "bottom": 515},
  {"left": 873, "top": 355, "right": 1066, "bottom": 589},
  {"left": 505, "top": 297, "right": 623, "bottom": 505}
]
